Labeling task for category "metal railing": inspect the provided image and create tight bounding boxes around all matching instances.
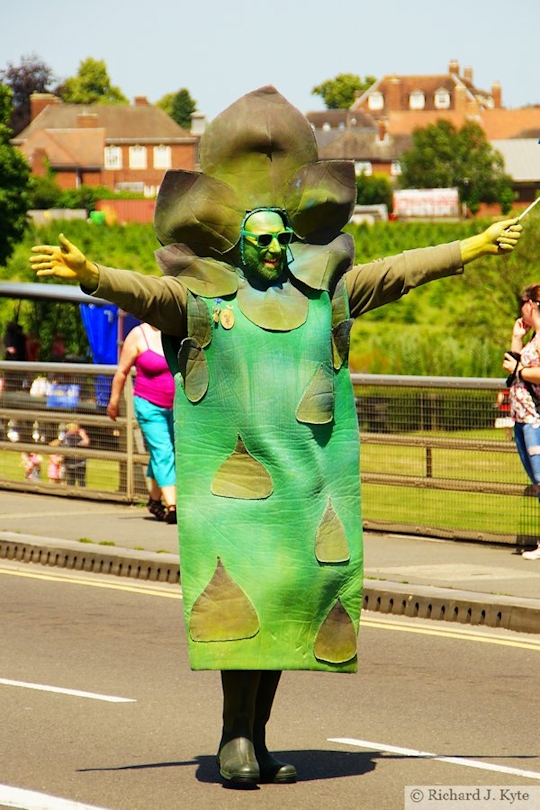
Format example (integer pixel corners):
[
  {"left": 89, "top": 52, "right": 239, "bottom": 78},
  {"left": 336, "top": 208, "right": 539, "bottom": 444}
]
[
  {"left": 0, "top": 363, "right": 536, "bottom": 546},
  {"left": 352, "top": 373, "right": 536, "bottom": 546},
  {"left": 0, "top": 361, "right": 148, "bottom": 502}
]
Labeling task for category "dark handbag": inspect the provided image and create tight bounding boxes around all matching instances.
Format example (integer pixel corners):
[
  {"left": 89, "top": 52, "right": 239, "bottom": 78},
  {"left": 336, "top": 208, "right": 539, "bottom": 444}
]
[{"left": 506, "top": 350, "right": 540, "bottom": 411}]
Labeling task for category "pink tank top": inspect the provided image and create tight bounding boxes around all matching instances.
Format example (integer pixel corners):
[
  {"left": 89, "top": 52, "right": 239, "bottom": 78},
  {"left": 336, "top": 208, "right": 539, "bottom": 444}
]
[{"left": 133, "top": 328, "right": 175, "bottom": 409}]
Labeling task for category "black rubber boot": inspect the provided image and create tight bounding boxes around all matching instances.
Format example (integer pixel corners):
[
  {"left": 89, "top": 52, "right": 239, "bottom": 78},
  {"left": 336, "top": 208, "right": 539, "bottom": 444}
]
[
  {"left": 253, "top": 671, "right": 297, "bottom": 784},
  {"left": 217, "top": 671, "right": 260, "bottom": 786}
]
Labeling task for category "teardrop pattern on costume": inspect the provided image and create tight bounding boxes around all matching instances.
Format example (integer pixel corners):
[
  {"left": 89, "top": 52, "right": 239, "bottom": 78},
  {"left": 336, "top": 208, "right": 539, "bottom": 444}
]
[
  {"left": 177, "top": 337, "right": 209, "bottom": 403},
  {"left": 331, "top": 276, "right": 353, "bottom": 370},
  {"left": 187, "top": 290, "right": 212, "bottom": 348},
  {"left": 315, "top": 499, "right": 350, "bottom": 563},
  {"left": 295, "top": 363, "right": 334, "bottom": 424},
  {"left": 313, "top": 599, "right": 357, "bottom": 664},
  {"left": 189, "top": 558, "right": 260, "bottom": 642},
  {"left": 211, "top": 434, "right": 273, "bottom": 499}
]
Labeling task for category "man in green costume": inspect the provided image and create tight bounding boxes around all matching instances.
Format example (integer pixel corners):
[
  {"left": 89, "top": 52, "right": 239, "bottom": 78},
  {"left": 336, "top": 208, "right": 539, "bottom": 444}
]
[{"left": 30, "top": 86, "right": 523, "bottom": 787}]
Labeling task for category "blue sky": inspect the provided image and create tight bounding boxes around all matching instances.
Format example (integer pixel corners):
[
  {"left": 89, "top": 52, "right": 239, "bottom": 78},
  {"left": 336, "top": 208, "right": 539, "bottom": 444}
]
[{"left": 2, "top": 0, "right": 539, "bottom": 121}]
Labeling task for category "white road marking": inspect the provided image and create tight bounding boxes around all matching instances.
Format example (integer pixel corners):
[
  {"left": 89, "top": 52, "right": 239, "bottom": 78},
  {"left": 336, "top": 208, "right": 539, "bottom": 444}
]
[
  {"left": 0, "top": 784, "right": 109, "bottom": 809},
  {"left": 329, "top": 738, "right": 540, "bottom": 780},
  {"left": 0, "top": 678, "right": 135, "bottom": 703}
]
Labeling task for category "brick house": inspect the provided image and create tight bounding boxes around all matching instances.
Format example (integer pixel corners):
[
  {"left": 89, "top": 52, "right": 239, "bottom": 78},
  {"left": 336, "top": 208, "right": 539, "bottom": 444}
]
[
  {"left": 309, "top": 62, "right": 540, "bottom": 208},
  {"left": 306, "top": 108, "right": 411, "bottom": 181},
  {"left": 11, "top": 93, "right": 201, "bottom": 198}
]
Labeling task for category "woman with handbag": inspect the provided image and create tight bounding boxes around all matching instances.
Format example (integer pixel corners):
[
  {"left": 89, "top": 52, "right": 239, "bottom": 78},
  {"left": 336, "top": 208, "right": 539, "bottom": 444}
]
[{"left": 503, "top": 284, "right": 540, "bottom": 559}]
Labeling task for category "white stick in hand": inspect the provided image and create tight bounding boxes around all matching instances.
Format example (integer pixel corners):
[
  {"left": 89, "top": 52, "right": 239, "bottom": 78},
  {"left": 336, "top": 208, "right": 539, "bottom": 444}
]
[{"left": 517, "top": 196, "right": 540, "bottom": 221}]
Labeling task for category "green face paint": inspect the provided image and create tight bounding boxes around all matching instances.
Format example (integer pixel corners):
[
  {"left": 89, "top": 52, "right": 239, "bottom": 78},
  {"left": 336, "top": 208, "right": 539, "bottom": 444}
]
[{"left": 241, "top": 210, "right": 289, "bottom": 286}]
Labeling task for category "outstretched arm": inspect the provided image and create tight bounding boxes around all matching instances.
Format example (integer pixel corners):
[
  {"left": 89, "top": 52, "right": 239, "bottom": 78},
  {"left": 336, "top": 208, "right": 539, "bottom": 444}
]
[
  {"left": 347, "top": 218, "right": 523, "bottom": 319},
  {"left": 30, "top": 233, "right": 99, "bottom": 291}
]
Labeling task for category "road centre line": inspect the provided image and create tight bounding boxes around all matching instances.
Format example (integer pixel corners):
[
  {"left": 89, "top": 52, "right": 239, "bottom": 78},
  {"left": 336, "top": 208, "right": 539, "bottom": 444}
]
[
  {"left": 328, "top": 738, "right": 540, "bottom": 781},
  {"left": 2, "top": 565, "right": 539, "bottom": 651},
  {"left": 0, "top": 784, "right": 109, "bottom": 809},
  {"left": 361, "top": 616, "right": 540, "bottom": 651},
  {"left": 0, "top": 566, "right": 182, "bottom": 599},
  {"left": 0, "top": 678, "right": 135, "bottom": 703}
]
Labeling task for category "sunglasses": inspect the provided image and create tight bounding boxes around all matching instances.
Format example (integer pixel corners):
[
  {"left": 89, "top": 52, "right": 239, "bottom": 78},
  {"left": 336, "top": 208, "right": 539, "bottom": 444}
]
[{"left": 241, "top": 228, "right": 294, "bottom": 248}]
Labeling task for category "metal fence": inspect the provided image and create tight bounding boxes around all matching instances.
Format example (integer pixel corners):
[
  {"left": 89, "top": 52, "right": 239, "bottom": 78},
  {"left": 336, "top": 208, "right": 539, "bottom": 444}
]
[
  {"left": 0, "top": 362, "right": 537, "bottom": 547},
  {"left": 0, "top": 361, "right": 149, "bottom": 502}
]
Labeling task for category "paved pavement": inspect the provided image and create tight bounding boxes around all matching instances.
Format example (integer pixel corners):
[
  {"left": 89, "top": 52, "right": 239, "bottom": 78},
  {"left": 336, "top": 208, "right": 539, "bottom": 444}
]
[{"left": 1, "top": 490, "right": 540, "bottom": 634}]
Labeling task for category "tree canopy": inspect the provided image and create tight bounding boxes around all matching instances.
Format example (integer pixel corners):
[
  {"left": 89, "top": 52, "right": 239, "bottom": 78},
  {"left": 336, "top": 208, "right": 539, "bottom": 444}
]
[
  {"left": 56, "top": 58, "right": 128, "bottom": 105},
  {"left": 0, "top": 85, "right": 31, "bottom": 266},
  {"left": 312, "top": 73, "right": 376, "bottom": 109},
  {"left": 156, "top": 88, "right": 197, "bottom": 130},
  {"left": 0, "top": 52, "right": 56, "bottom": 134},
  {"left": 399, "top": 120, "right": 514, "bottom": 214}
]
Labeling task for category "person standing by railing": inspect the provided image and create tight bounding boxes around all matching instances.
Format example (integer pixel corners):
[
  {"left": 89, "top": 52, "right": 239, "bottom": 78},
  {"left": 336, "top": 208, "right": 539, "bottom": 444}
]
[
  {"left": 106, "top": 322, "right": 176, "bottom": 524},
  {"left": 503, "top": 284, "right": 540, "bottom": 560}
]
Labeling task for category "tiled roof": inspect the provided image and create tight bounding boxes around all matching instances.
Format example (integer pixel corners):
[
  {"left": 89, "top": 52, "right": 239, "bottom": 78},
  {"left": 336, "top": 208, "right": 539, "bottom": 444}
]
[
  {"left": 317, "top": 130, "right": 411, "bottom": 161},
  {"left": 481, "top": 108, "right": 540, "bottom": 139},
  {"left": 13, "top": 103, "right": 193, "bottom": 143},
  {"left": 306, "top": 109, "right": 377, "bottom": 130},
  {"left": 19, "top": 128, "right": 105, "bottom": 167}
]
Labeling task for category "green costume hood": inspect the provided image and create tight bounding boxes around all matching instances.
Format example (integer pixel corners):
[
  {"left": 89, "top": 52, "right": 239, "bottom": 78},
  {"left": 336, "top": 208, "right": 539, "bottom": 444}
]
[{"left": 153, "top": 86, "right": 357, "bottom": 297}]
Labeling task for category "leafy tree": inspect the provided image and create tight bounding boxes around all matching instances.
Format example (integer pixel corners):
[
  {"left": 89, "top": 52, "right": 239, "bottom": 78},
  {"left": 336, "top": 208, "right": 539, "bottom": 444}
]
[
  {"left": 0, "top": 85, "right": 31, "bottom": 265},
  {"left": 157, "top": 88, "right": 197, "bottom": 130},
  {"left": 312, "top": 73, "right": 376, "bottom": 109},
  {"left": 28, "top": 173, "right": 63, "bottom": 209},
  {"left": 56, "top": 58, "right": 128, "bottom": 105},
  {"left": 399, "top": 120, "right": 514, "bottom": 215},
  {"left": 0, "top": 52, "right": 56, "bottom": 134},
  {"left": 356, "top": 172, "right": 393, "bottom": 210}
]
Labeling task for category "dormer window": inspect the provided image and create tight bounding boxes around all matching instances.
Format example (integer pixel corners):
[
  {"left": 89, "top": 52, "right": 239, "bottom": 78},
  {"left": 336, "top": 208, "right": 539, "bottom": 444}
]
[
  {"left": 409, "top": 90, "right": 425, "bottom": 110},
  {"left": 368, "top": 92, "right": 384, "bottom": 111},
  {"left": 434, "top": 89, "right": 451, "bottom": 109}
]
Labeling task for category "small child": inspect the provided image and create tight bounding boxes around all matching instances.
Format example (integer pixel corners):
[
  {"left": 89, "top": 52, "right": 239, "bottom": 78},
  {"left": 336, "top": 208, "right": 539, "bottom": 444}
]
[
  {"left": 21, "top": 451, "right": 42, "bottom": 482},
  {"left": 47, "top": 440, "right": 65, "bottom": 484}
]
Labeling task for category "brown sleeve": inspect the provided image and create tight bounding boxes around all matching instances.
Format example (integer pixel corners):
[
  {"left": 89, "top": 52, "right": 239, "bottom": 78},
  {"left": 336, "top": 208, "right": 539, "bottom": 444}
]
[
  {"left": 86, "top": 265, "right": 188, "bottom": 338},
  {"left": 345, "top": 241, "right": 464, "bottom": 319}
]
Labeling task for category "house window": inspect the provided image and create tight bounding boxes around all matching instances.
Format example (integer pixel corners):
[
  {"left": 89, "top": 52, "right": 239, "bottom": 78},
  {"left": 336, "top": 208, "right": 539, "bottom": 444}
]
[
  {"left": 153, "top": 145, "right": 171, "bottom": 170},
  {"left": 368, "top": 92, "right": 384, "bottom": 111},
  {"left": 409, "top": 91, "right": 425, "bottom": 110},
  {"left": 129, "top": 145, "right": 147, "bottom": 170},
  {"left": 354, "top": 161, "right": 372, "bottom": 176},
  {"left": 104, "top": 146, "right": 122, "bottom": 170},
  {"left": 391, "top": 160, "right": 402, "bottom": 176},
  {"left": 434, "top": 90, "right": 450, "bottom": 109}
]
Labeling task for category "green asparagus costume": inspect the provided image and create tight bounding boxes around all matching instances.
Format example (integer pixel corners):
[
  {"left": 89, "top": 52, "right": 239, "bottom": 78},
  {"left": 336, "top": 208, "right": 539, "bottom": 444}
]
[{"left": 92, "top": 87, "right": 463, "bottom": 673}]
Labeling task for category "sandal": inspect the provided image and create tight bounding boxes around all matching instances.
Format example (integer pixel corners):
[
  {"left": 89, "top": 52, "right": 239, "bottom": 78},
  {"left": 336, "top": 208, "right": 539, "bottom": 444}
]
[
  {"left": 165, "top": 505, "right": 177, "bottom": 525},
  {"left": 147, "top": 497, "right": 166, "bottom": 521}
]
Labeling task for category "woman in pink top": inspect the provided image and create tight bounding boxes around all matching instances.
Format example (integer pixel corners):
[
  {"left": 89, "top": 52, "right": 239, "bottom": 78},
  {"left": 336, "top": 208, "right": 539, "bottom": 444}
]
[{"left": 107, "top": 322, "right": 176, "bottom": 523}]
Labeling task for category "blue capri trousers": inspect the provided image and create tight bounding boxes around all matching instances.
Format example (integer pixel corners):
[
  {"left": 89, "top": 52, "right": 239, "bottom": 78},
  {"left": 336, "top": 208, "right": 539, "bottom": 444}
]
[
  {"left": 514, "top": 422, "right": 540, "bottom": 498},
  {"left": 133, "top": 396, "right": 176, "bottom": 488}
]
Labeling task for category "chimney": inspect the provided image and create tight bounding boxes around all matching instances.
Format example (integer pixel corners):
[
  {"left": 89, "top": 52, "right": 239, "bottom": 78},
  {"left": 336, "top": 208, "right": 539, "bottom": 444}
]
[
  {"left": 491, "top": 81, "right": 502, "bottom": 109},
  {"left": 134, "top": 96, "right": 149, "bottom": 106},
  {"left": 31, "top": 147, "right": 48, "bottom": 176},
  {"left": 454, "top": 83, "right": 467, "bottom": 112},
  {"left": 463, "top": 66, "right": 473, "bottom": 84},
  {"left": 449, "top": 59, "right": 460, "bottom": 76},
  {"left": 76, "top": 113, "right": 99, "bottom": 128},
  {"left": 30, "top": 92, "right": 60, "bottom": 121},
  {"left": 386, "top": 76, "right": 402, "bottom": 110},
  {"left": 190, "top": 111, "right": 206, "bottom": 136}
]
